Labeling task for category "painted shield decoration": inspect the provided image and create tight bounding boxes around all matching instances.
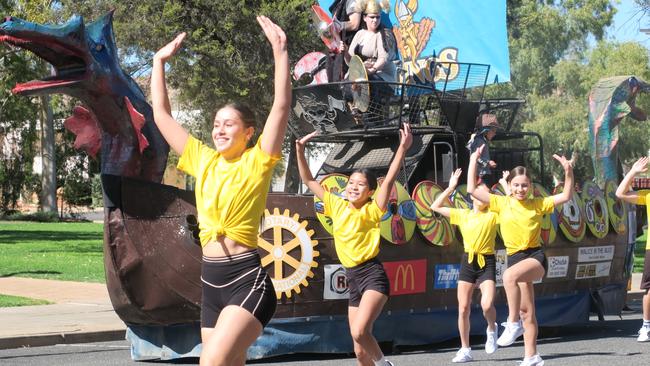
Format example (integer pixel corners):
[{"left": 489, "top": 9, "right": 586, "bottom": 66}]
[
  {"left": 555, "top": 184, "right": 586, "bottom": 242},
  {"left": 412, "top": 180, "right": 455, "bottom": 246},
  {"left": 293, "top": 51, "right": 329, "bottom": 85},
  {"left": 452, "top": 184, "right": 473, "bottom": 209},
  {"left": 376, "top": 178, "right": 417, "bottom": 245},
  {"left": 314, "top": 174, "right": 349, "bottom": 234},
  {"left": 581, "top": 181, "right": 609, "bottom": 239},
  {"left": 605, "top": 180, "right": 627, "bottom": 234}
]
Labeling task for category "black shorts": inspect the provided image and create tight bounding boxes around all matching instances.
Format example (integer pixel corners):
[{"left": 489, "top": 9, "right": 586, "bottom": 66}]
[
  {"left": 346, "top": 258, "right": 390, "bottom": 307},
  {"left": 458, "top": 253, "right": 496, "bottom": 284},
  {"left": 641, "top": 250, "right": 650, "bottom": 291},
  {"left": 201, "top": 250, "right": 276, "bottom": 328},
  {"left": 507, "top": 247, "right": 547, "bottom": 272}
]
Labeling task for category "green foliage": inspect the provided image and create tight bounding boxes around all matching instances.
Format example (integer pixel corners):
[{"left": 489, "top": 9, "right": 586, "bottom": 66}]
[
  {"left": 0, "top": 0, "right": 67, "bottom": 211},
  {"left": 0, "top": 221, "right": 105, "bottom": 282},
  {"left": 507, "top": 0, "right": 615, "bottom": 95},
  {"left": 62, "top": 169, "right": 92, "bottom": 207},
  {"left": 2, "top": 210, "right": 59, "bottom": 222},
  {"left": 90, "top": 174, "right": 103, "bottom": 208},
  {"left": 524, "top": 41, "right": 650, "bottom": 184},
  {"left": 57, "top": 1, "right": 321, "bottom": 137}
]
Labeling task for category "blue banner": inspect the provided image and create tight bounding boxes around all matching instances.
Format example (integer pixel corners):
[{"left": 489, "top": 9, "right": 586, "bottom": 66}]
[
  {"left": 318, "top": 0, "right": 511, "bottom": 86},
  {"left": 433, "top": 264, "right": 460, "bottom": 289}
]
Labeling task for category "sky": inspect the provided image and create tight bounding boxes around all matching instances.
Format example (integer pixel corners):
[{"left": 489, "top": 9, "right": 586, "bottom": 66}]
[{"left": 608, "top": 1, "right": 649, "bottom": 45}]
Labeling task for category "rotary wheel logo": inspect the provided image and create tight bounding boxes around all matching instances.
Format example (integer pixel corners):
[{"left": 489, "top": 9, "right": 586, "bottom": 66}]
[{"left": 258, "top": 208, "right": 319, "bottom": 299}]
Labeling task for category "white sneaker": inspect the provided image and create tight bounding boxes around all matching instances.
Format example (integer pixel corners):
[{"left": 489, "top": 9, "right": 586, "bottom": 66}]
[
  {"left": 637, "top": 325, "right": 650, "bottom": 342},
  {"left": 519, "top": 354, "right": 544, "bottom": 366},
  {"left": 452, "top": 347, "right": 473, "bottom": 363},
  {"left": 485, "top": 323, "right": 498, "bottom": 354},
  {"left": 497, "top": 320, "right": 524, "bottom": 347}
]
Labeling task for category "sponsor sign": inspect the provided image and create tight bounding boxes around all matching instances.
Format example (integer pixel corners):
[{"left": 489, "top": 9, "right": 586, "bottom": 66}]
[
  {"left": 323, "top": 264, "right": 349, "bottom": 300},
  {"left": 546, "top": 256, "right": 569, "bottom": 278},
  {"left": 434, "top": 264, "right": 460, "bottom": 289},
  {"left": 383, "top": 259, "right": 427, "bottom": 296},
  {"left": 577, "top": 245, "right": 614, "bottom": 262},
  {"left": 575, "top": 261, "right": 611, "bottom": 279},
  {"left": 495, "top": 249, "right": 507, "bottom": 287}
]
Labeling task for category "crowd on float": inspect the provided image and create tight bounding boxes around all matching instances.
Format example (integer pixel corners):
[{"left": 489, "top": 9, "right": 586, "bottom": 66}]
[{"left": 149, "top": 1, "right": 650, "bottom": 365}]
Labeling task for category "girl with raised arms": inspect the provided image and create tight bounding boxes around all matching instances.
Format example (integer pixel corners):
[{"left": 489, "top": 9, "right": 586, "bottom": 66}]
[
  {"left": 615, "top": 157, "right": 650, "bottom": 342},
  {"left": 429, "top": 169, "right": 499, "bottom": 362},
  {"left": 150, "top": 16, "right": 290, "bottom": 366},
  {"left": 295, "top": 124, "right": 412, "bottom": 366},
  {"left": 467, "top": 145, "right": 574, "bottom": 366}
]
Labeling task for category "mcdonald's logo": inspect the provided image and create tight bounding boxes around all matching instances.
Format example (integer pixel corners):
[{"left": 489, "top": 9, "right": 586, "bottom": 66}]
[
  {"left": 383, "top": 259, "right": 427, "bottom": 296},
  {"left": 395, "top": 264, "right": 415, "bottom": 291}
]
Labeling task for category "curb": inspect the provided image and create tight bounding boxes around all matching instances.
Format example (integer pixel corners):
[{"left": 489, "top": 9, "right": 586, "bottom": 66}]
[
  {"left": 627, "top": 291, "right": 645, "bottom": 302},
  {"left": 0, "top": 329, "right": 125, "bottom": 350}
]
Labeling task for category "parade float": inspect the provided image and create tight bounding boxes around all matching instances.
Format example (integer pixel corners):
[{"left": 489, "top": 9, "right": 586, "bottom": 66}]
[{"left": 0, "top": 0, "right": 641, "bottom": 360}]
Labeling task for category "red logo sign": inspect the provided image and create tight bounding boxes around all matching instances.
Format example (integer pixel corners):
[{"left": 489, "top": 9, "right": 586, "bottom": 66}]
[{"left": 383, "top": 259, "right": 427, "bottom": 296}]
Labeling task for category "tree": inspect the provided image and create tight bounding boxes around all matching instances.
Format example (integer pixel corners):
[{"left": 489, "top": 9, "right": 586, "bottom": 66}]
[
  {"left": 0, "top": 0, "right": 48, "bottom": 212},
  {"left": 523, "top": 41, "right": 650, "bottom": 185},
  {"left": 506, "top": 0, "right": 615, "bottom": 96},
  {"left": 56, "top": 1, "right": 321, "bottom": 191}
]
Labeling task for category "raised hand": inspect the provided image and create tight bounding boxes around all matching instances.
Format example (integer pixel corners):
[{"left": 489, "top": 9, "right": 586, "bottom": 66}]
[
  {"left": 295, "top": 131, "right": 318, "bottom": 152},
  {"left": 399, "top": 123, "right": 413, "bottom": 150},
  {"left": 448, "top": 168, "right": 462, "bottom": 189},
  {"left": 154, "top": 33, "right": 187, "bottom": 63},
  {"left": 257, "top": 16, "right": 287, "bottom": 54},
  {"left": 552, "top": 154, "right": 574, "bottom": 172},
  {"left": 501, "top": 170, "right": 510, "bottom": 182},
  {"left": 631, "top": 156, "right": 649, "bottom": 174},
  {"left": 470, "top": 144, "right": 485, "bottom": 161}
]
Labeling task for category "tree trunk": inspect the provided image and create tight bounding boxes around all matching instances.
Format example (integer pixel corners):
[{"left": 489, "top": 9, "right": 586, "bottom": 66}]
[{"left": 39, "top": 94, "right": 57, "bottom": 213}]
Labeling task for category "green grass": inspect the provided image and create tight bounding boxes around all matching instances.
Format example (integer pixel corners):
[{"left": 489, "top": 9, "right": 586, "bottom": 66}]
[
  {"left": 634, "top": 230, "right": 647, "bottom": 273},
  {"left": 0, "top": 294, "right": 51, "bottom": 307},
  {"left": 0, "top": 221, "right": 105, "bottom": 283}
]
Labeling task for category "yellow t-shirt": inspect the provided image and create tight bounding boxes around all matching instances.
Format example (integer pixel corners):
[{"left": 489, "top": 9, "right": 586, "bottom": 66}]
[
  {"left": 637, "top": 190, "right": 650, "bottom": 250},
  {"left": 489, "top": 194, "right": 555, "bottom": 255},
  {"left": 449, "top": 208, "right": 498, "bottom": 268},
  {"left": 324, "top": 191, "right": 385, "bottom": 268},
  {"left": 177, "top": 135, "right": 279, "bottom": 248}
]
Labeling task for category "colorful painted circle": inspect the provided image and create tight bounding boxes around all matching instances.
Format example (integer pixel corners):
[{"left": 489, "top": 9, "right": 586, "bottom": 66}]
[
  {"left": 581, "top": 181, "right": 609, "bottom": 239},
  {"left": 605, "top": 180, "right": 627, "bottom": 234},
  {"left": 555, "top": 184, "right": 586, "bottom": 242},
  {"left": 314, "top": 173, "right": 349, "bottom": 235},
  {"left": 533, "top": 183, "right": 558, "bottom": 245},
  {"left": 411, "top": 180, "right": 455, "bottom": 246},
  {"left": 375, "top": 178, "right": 417, "bottom": 245},
  {"left": 452, "top": 184, "right": 473, "bottom": 209}
]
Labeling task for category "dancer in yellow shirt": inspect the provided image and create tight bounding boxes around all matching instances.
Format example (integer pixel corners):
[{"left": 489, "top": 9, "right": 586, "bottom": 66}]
[
  {"left": 430, "top": 169, "right": 499, "bottom": 362},
  {"left": 296, "top": 124, "right": 412, "bottom": 366},
  {"left": 467, "top": 145, "right": 574, "bottom": 366},
  {"left": 150, "top": 16, "right": 290, "bottom": 366},
  {"left": 616, "top": 156, "right": 650, "bottom": 342}
]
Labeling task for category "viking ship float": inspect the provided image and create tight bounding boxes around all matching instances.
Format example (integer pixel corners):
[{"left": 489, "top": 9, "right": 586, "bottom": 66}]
[{"left": 0, "top": 0, "right": 642, "bottom": 360}]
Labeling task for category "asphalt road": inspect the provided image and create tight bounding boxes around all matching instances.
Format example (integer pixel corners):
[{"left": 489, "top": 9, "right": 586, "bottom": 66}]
[{"left": 1, "top": 301, "right": 649, "bottom": 366}]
